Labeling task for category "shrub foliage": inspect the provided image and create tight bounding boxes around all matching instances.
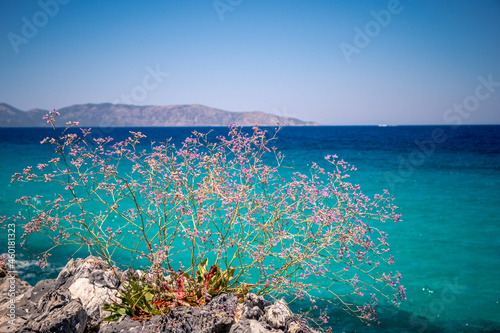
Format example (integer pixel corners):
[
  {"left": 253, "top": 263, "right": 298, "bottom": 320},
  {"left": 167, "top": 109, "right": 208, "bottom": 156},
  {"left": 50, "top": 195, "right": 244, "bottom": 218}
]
[{"left": 4, "top": 110, "right": 406, "bottom": 326}]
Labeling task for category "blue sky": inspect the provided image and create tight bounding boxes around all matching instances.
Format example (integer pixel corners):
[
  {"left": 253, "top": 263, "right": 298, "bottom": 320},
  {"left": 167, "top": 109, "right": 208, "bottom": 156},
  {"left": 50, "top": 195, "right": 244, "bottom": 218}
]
[{"left": 0, "top": 0, "right": 499, "bottom": 125}]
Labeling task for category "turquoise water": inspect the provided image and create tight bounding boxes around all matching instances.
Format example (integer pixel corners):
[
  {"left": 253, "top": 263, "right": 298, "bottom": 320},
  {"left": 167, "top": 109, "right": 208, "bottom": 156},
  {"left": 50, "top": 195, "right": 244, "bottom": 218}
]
[{"left": 1, "top": 126, "right": 499, "bottom": 332}]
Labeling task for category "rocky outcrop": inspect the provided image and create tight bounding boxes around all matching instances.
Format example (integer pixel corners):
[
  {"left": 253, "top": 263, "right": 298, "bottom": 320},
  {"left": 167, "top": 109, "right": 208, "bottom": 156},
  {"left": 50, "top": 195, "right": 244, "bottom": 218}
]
[
  {"left": 22, "top": 288, "right": 88, "bottom": 333},
  {"left": 0, "top": 256, "right": 320, "bottom": 333},
  {"left": 101, "top": 291, "right": 319, "bottom": 333},
  {"left": 0, "top": 256, "right": 121, "bottom": 333},
  {"left": 101, "top": 293, "right": 239, "bottom": 333},
  {"left": 228, "top": 294, "right": 318, "bottom": 333},
  {"left": 0, "top": 269, "right": 32, "bottom": 332},
  {"left": 55, "top": 256, "right": 121, "bottom": 328}
]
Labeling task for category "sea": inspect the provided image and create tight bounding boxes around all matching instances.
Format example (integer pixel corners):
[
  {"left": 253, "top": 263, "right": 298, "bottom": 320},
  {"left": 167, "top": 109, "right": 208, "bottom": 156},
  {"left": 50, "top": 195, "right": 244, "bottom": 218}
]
[{"left": 0, "top": 125, "right": 499, "bottom": 332}]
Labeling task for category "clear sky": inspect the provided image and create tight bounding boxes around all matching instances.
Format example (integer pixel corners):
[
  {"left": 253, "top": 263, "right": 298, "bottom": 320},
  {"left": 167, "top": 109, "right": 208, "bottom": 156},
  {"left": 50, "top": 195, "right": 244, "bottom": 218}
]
[{"left": 0, "top": 0, "right": 499, "bottom": 125}]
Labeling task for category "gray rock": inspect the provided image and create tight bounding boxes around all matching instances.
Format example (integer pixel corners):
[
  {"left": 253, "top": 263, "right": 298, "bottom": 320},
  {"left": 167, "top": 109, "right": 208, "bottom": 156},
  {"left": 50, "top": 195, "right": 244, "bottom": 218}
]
[
  {"left": 22, "top": 288, "right": 87, "bottom": 333},
  {"left": 0, "top": 256, "right": 122, "bottom": 333},
  {"left": 263, "top": 299, "right": 293, "bottom": 330},
  {"left": 285, "top": 317, "right": 320, "bottom": 333},
  {"left": 244, "top": 294, "right": 272, "bottom": 312},
  {"left": 154, "top": 293, "right": 237, "bottom": 332},
  {"left": 55, "top": 256, "right": 117, "bottom": 289},
  {"left": 209, "top": 293, "right": 239, "bottom": 313},
  {"left": 99, "top": 292, "right": 321, "bottom": 333},
  {"left": 229, "top": 319, "right": 275, "bottom": 333},
  {"left": 0, "top": 273, "right": 32, "bottom": 305},
  {"left": 25, "top": 279, "right": 57, "bottom": 304},
  {"left": 239, "top": 293, "right": 272, "bottom": 322},
  {"left": 90, "top": 269, "right": 121, "bottom": 289},
  {"left": 99, "top": 315, "right": 142, "bottom": 333},
  {"left": 244, "top": 306, "right": 264, "bottom": 320},
  {"left": 53, "top": 256, "right": 122, "bottom": 329},
  {"left": 0, "top": 272, "right": 33, "bottom": 332},
  {"left": 68, "top": 276, "right": 119, "bottom": 328},
  {"left": 102, "top": 293, "right": 239, "bottom": 333}
]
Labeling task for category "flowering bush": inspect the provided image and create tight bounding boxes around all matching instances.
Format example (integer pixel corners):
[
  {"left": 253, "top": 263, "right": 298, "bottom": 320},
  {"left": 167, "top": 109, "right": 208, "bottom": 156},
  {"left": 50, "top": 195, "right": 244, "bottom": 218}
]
[{"left": 4, "top": 110, "right": 405, "bottom": 327}]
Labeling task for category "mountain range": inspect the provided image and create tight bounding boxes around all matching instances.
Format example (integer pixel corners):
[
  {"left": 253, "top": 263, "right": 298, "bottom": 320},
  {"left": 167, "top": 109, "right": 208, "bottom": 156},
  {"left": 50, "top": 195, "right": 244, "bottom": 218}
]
[{"left": 0, "top": 103, "right": 321, "bottom": 127}]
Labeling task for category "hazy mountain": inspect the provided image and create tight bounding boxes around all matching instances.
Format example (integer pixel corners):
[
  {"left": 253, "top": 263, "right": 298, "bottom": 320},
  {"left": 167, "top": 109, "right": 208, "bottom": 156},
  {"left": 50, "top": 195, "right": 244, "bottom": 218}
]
[{"left": 0, "top": 103, "right": 321, "bottom": 127}]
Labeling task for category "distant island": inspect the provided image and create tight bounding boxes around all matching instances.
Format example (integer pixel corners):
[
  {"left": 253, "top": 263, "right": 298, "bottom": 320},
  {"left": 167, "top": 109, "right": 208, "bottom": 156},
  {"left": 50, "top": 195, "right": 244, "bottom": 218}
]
[{"left": 0, "top": 103, "right": 321, "bottom": 127}]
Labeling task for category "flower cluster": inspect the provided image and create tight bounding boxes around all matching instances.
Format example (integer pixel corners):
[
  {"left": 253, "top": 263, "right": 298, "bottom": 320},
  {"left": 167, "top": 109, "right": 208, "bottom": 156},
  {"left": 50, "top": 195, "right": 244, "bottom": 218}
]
[{"left": 5, "top": 112, "right": 405, "bottom": 328}]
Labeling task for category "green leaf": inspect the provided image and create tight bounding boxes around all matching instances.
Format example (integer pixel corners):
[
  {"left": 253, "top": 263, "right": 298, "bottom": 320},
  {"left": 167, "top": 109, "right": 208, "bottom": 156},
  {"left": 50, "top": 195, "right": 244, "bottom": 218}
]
[
  {"left": 222, "top": 268, "right": 235, "bottom": 285},
  {"left": 103, "top": 313, "right": 122, "bottom": 322},
  {"left": 117, "top": 307, "right": 127, "bottom": 315},
  {"left": 196, "top": 259, "right": 208, "bottom": 283},
  {"left": 145, "top": 292, "right": 154, "bottom": 302}
]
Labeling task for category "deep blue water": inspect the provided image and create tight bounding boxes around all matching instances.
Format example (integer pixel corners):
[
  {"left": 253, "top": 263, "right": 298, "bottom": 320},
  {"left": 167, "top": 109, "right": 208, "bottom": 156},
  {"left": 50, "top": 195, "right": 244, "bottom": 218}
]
[{"left": 1, "top": 125, "right": 499, "bottom": 332}]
